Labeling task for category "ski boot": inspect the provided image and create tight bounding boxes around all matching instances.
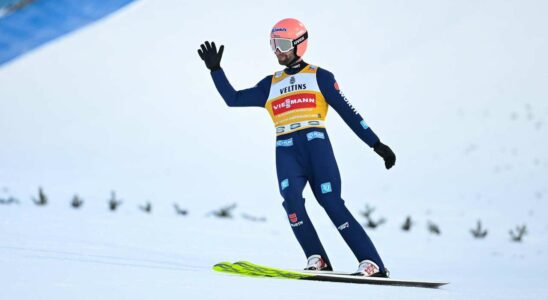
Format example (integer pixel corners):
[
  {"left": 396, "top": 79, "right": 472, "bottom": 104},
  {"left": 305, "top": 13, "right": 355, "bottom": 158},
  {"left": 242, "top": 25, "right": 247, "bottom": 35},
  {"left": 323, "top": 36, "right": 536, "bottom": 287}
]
[
  {"left": 304, "top": 254, "right": 332, "bottom": 271},
  {"left": 351, "top": 259, "right": 389, "bottom": 278}
]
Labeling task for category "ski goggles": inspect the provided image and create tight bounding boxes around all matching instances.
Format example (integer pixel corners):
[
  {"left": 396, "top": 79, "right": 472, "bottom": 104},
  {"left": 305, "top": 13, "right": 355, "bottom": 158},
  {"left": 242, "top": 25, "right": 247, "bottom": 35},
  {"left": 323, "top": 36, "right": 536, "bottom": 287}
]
[{"left": 270, "top": 31, "right": 308, "bottom": 53}]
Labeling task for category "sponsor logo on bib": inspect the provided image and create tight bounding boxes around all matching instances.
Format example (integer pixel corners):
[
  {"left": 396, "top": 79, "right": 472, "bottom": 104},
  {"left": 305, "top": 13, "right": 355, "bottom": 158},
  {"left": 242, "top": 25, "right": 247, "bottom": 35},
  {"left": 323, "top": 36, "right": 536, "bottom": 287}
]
[{"left": 272, "top": 93, "right": 316, "bottom": 115}]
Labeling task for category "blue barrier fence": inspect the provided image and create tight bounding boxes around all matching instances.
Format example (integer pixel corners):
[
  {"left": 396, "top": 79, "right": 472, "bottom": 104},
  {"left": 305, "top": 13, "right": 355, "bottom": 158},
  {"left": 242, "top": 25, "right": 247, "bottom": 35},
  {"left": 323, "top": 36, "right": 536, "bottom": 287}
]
[{"left": 0, "top": 0, "right": 135, "bottom": 66}]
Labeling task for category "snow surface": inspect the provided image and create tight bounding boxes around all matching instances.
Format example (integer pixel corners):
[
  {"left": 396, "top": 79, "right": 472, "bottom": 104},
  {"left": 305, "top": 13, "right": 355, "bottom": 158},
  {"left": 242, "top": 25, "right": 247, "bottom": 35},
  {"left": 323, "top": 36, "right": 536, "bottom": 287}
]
[
  {"left": 1, "top": 201, "right": 547, "bottom": 299},
  {"left": 1, "top": 0, "right": 547, "bottom": 299}
]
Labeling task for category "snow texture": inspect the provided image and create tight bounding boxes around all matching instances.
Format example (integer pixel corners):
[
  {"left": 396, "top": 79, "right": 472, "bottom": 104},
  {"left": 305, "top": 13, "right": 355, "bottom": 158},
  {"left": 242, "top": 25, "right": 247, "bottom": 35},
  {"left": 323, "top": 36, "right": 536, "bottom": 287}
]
[{"left": 0, "top": 0, "right": 547, "bottom": 299}]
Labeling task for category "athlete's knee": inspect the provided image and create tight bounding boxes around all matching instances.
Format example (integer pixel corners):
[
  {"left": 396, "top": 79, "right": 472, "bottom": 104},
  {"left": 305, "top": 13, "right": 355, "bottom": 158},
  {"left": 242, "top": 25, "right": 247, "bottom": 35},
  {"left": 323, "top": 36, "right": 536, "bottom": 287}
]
[
  {"left": 282, "top": 196, "right": 305, "bottom": 212},
  {"left": 314, "top": 181, "right": 344, "bottom": 207},
  {"left": 317, "top": 196, "right": 346, "bottom": 214},
  {"left": 279, "top": 178, "right": 306, "bottom": 218},
  {"left": 318, "top": 197, "right": 346, "bottom": 214},
  {"left": 278, "top": 178, "right": 303, "bottom": 200}
]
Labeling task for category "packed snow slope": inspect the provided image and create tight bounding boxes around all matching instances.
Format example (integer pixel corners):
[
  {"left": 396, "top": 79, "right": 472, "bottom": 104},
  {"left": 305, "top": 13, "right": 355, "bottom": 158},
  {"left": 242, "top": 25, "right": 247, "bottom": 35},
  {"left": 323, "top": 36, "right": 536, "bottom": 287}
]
[
  {"left": 0, "top": 0, "right": 547, "bottom": 299},
  {"left": 0, "top": 201, "right": 547, "bottom": 300}
]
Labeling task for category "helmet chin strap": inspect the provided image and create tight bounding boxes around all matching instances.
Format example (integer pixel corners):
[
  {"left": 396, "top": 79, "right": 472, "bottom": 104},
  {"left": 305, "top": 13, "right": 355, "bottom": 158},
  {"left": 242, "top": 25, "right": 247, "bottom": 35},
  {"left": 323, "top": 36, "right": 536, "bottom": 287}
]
[{"left": 285, "top": 48, "right": 302, "bottom": 67}]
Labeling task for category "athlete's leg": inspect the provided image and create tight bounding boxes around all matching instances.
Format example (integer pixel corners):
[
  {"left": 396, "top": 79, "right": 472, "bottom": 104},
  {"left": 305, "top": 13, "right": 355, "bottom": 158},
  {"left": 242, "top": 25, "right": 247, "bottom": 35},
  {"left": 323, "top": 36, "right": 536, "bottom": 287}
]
[
  {"left": 304, "top": 129, "right": 386, "bottom": 271},
  {"left": 276, "top": 136, "right": 331, "bottom": 266}
]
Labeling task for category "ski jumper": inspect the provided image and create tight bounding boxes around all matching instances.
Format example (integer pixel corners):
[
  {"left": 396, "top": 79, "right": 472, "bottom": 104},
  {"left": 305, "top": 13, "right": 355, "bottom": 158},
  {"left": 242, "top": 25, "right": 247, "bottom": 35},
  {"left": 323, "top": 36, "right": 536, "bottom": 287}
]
[{"left": 210, "top": 62, "right": 386, "bottom": 272}]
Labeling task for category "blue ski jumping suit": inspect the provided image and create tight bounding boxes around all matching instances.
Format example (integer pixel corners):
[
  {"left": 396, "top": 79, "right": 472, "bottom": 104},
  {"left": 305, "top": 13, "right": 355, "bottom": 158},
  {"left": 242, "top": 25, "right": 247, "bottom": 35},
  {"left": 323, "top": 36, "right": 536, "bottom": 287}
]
[{"left": 210, "top": 61, "right": 385, "bottom": 272}]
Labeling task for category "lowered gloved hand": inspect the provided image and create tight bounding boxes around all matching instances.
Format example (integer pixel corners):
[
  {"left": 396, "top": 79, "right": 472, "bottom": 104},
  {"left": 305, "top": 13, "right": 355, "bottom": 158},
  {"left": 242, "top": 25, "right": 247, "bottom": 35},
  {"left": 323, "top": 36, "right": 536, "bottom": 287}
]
[
  {"left": 197, "top": 41, "right": 224, "bottom": 71},
  {"left": 373, "top": 142, "right": 396, "bottom": 169}
]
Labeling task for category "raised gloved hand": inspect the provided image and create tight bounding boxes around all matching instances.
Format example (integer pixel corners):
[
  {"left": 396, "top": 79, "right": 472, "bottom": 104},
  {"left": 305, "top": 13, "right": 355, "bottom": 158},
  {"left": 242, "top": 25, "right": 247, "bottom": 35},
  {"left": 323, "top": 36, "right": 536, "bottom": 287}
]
[
  {"left": 197, "top": 41, "right": 224, "bottom": 71},
  {"left": 373, "top": 142, "right": 396, "bottom": 169}
]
